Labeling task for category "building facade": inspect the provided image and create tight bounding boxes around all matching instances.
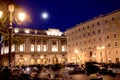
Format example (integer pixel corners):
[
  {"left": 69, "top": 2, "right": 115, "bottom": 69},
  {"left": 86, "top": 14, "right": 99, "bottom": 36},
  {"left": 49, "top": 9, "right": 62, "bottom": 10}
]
[
  {"left": 1, "top": 28, "right": 67, "bottom": 66},
  {"left": 66, "top": 10, "right": 120, "bottom": 64}
]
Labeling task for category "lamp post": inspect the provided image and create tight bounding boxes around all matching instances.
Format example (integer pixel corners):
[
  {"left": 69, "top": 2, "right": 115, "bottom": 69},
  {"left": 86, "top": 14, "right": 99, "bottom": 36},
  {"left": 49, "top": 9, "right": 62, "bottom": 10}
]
[
  {"left": 0, "top": 4, "right": 27, "bottom": 66},
  {"left": 8, "top": 4, "right": 15, "bottom": 67}
]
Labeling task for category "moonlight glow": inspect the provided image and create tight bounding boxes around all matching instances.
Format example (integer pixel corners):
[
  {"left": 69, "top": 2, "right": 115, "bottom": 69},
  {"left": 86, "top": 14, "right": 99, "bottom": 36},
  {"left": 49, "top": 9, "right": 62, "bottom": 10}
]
[{"left": 41, "top": 12, "right": 48, "bottom": 19}]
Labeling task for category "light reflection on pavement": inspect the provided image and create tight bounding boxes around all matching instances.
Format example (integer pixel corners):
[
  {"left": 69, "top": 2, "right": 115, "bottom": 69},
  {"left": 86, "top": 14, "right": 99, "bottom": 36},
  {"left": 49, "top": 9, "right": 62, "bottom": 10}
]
[{"left": 70, "top": 74, "right": 120, "bottom": 80}]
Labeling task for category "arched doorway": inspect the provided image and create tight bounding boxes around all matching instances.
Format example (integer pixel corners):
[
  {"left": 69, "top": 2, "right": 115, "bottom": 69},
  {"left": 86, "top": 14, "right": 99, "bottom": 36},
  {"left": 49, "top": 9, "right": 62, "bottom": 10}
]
[
  {"left": 43, "top": 58, "right": 48, "bottom": 64},
  {"left": 18, "top": 58, "right": 24, "bottom": 66},
  {"left": 52, "top": 55, "right": 58, "bottom": 64},
  {"left": 62, "top": 57, "right": 67, "bottom": 65},
  {"left": 37, "top": 58, "right": 42, "bottom": 64},
  {"left": 30, "top": 58, "right": 35, "bottom": 65}
]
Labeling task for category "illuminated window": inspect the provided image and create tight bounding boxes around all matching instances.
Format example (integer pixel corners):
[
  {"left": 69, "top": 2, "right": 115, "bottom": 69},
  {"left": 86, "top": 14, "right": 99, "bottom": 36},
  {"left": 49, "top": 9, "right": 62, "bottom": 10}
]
[
  {"left": 62, "top": 45, "right": 66, "bottom": 52},
  {"left": 24, "top": 29, "right": 30, "bottom": 33},
  {"left": 12, "top": 44, "right": 15, "bottom": 52},
  {"left": 37, "top": 44, "right": 41, "bottom": 52},
  {"left": 52, "top": 41, "right": 58, "bottom": 52},
  {"left": 14, "top": 28, "right": 19, "bottom": 33},
  {"left": 52, "top": 45, "right": 58, "bottom": 52},
  {"left": 31, "top": 44, "right": 34, "bottom": 52},
  {"left": 1, "top": 48, "right": 3, "bottom": 55},
  {"left": 43, "top": 45, "right": 47, "bottom": 52},
  {"left": 19, "top": 44, "right": 25, "bottom": 52},
  {"left": 4, "top": 47, "right": 8, "bottom": 54}
]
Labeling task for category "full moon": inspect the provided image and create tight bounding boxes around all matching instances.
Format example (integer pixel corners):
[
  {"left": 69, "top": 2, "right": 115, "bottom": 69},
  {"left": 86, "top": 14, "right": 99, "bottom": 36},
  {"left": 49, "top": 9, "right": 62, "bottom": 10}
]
[{"left": 41, "top": 12, "right": 48, "bottom": 19}]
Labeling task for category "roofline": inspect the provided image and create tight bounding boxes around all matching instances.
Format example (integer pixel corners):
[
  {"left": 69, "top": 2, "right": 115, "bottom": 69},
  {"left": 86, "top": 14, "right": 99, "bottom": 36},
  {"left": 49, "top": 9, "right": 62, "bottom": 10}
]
[{"left": 66, "top": 9, "right": 120, "bottom": 31}]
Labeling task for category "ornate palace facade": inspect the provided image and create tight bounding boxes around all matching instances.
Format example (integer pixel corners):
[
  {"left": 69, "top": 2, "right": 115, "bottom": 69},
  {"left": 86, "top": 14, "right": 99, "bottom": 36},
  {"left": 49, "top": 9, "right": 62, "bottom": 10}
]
[
  {"left": 66, "top": 10, "right": 120, "bottom": 64},
  {"left": 1, "top": 28, "right": 67, "bottom": 66}
]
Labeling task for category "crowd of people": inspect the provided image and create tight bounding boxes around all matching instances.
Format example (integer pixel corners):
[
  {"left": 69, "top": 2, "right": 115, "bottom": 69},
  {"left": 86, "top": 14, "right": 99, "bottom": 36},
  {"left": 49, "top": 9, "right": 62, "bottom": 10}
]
[{"left": 0, "top": 64, "right": 72, "bottom": 80}]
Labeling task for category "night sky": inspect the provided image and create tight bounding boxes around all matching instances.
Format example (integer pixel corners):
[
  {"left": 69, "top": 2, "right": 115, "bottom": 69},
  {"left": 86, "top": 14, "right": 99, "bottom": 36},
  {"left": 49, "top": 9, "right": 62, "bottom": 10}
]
[{"left": 16, "top": 0, "right": 120, "bottom": 31}]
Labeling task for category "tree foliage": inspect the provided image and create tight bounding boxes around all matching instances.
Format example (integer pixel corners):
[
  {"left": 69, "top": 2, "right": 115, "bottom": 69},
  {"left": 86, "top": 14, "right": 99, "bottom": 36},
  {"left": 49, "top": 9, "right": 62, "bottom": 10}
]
[{"left": 0, "top": 0, "right": 30, "bottom": 45}]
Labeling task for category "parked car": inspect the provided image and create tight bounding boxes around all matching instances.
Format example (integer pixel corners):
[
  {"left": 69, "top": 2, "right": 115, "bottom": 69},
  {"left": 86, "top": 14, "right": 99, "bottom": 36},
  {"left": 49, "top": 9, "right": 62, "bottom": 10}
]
[
  {"left": 71, "top": 65, "right": 85, "bottom": 74},
  {"left": 99, "top": 66, "right": 108, "bottom": 75},
  {"left": 89, "top": 73, "right": 103, "bottom": 80},
  {"left": 85, "top": 61, "right": 99, "bottom": 75},
  {"left": 65, "top": 63, "right": 77, "bottom": 74}
]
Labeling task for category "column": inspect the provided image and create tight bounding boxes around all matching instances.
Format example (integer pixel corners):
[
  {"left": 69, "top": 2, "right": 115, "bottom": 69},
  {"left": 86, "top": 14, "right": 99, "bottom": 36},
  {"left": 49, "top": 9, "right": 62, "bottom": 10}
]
[
  {"left": 41, "top": 39, "right": 43, "bottom": 52},
  {"left": 58, "top": 40, "right": 61, "bottom": 53},
  {"left": 47, "top": 39, "right": 51, "bottom": 53}
]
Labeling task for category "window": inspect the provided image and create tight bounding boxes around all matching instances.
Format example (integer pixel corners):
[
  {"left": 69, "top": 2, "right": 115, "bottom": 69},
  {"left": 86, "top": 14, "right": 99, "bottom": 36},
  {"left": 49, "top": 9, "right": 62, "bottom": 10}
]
[
  {"left": 83, "top": 27, "right": 84, "bottom": 30},
  {"left": 107, "top": 35, "right": 109, "bottom": 39},
  {"left": 105, "top": 20, "right": 107, "bottom": 23},
  {"left": 92, "top": 24, "right": 94, "bottom": 27},
  {"left": 20, "top": 55, "right": 23, "bottom": 57},
  {"left": 87, "top": 26, "right": 89, "bottom": 28},
  {"left": 116, "top": 51, "right": 118, "bottom": 54},
  {"left": 76, "top": 42, "right": 78, "bottom": 45},
  {"left": 76, "top": 36, "right": 77, "bottom": 39},
  {"left": 84, "top": 41, "right": 86, "bottom": 44},
  {"left": 37, "top": 44, "right": 41, "bottom": 52},
  {"left": 114, "top": 34, "right": 116, "bottom": 38},
  {"left": 98, "top": 29, "right": 100, "bottom": 33},
  {"left": 43, "top": 45, "right": 47, "bottom": 52},
  {"left": 72, "top": 32, "right": 73, "bottom": 34},
  {"left": 97, "top": 22, "right": 100, "bottom": 25},
  {"left": 83, "top": 34, "right": 85, "bottom": 37},
  {"left": 93, "top": 31, "right": 95, "bottom": 34},
  {"left": 99, "top": 37, "right": 101, "bottom": 41},
  {"left": 88, "top": 33, "right": 90, "bottom": 36},
  {"left": 112, "top": 17, "right": 114, "bottom": 21},
  {"left": 115, "top": 42, "right": 117, "bottom": 46},
  {"left": 12, "top": 44, "right": 15, "bottom": 52},
  {"left": 31, "top": 44, "right": 34, "bottom": 52},
  {"left": 88, "top": 40, "right": 90, "bottom": 43},
  {"left": 79, "top": 35, "right": 81, "bottom": 38},
  {"left": 52, "top": 41, "right": 58, "bottom": 52},
  {"left": 108, "top": 43, "right": 110, "bottom": 47},
  {"left": 62, "top": 45, "right": 66, "bottom": 52},
  {"left": 19, "top": 44, "right": 25, "bottom": 52},
  {"left": 43, "top": 40, "right": 47, "bottom": 51}
]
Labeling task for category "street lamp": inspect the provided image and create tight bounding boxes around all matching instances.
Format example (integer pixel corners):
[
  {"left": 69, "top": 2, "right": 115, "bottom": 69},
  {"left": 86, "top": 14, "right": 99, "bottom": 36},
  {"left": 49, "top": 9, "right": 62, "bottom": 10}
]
[
  {"left": 18, "top": 12, "right": 26, "bottom": 22},
  {"left": 8, "top": 4, "right": 15, "bottom": 67},
  {"left": 0, "top": 11, "right": 3, "bottom": 19},
  {"left": 0, "top": 4, "right": 27, "bottom": 66}
]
